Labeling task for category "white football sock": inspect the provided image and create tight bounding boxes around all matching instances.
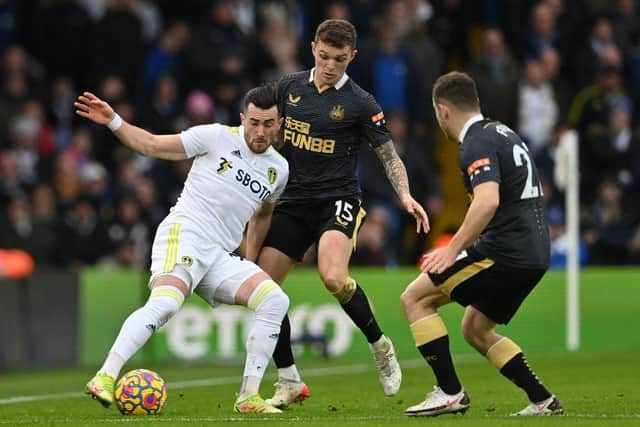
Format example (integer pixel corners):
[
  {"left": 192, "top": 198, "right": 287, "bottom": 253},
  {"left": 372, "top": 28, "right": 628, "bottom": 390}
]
[
  {"left": 239, "top": 280, "right": 289, "bottom": 398},
  {"left": 278, "top": 365, "right": 301, "bottom": 383},
  {"left": 99, "top": 286, "right": 184, "bottom": 378}
]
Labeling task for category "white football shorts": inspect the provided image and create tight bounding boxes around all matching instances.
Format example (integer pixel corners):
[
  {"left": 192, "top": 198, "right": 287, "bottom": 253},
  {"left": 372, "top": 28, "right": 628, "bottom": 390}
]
[{"left": 149, "top": 219, "right": 263, "bottom": 306}]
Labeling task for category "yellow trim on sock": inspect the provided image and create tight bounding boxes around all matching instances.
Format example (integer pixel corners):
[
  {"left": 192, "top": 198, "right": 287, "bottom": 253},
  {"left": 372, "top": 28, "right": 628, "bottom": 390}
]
[
  {"left": 332, "top": 277, "right": 356, "bottom": 304},
  {"left": 248, "top": 280, "right": 280, "bottom": 311},
  {"left": 162, "top": 223, "right": 182, "bottom": 273},
  {"left": 150, "top": 287, "right": 185, "bottom": 305},
  {"left": 410, "top": 314, "right": 447, "bottom": 347},
  {"left": 486, "top": 337, "right": 522, "bottom": 369}
]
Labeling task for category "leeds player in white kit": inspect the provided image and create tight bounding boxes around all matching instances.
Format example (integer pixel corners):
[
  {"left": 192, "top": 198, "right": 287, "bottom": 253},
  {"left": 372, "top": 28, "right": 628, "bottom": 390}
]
[{"left": 76, "top": 84, "right": 290, "bottom": 413}]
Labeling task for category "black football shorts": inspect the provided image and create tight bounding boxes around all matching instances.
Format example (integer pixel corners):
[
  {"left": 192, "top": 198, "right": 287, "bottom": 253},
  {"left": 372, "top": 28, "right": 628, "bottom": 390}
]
[
  {"left": 428, "top": 246, "right": 546, "bottom": 324},
  {"left": 263, "top": 197, "right": 366, "bottom": 261}
]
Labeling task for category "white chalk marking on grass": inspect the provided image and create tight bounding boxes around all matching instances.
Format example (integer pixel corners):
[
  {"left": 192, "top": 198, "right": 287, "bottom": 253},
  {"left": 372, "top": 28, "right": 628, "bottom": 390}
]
[
  {"left": 0, "top": 354, "right": 481, "bottom": 407},
  {"left": 1, "top": 413, "right": 640, "bottom": 424},
  {"left": 0, "top": 391, "right": 84, "bottom": 405}
]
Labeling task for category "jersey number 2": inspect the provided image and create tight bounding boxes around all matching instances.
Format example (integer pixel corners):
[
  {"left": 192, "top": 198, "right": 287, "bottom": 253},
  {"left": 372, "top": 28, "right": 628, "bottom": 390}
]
[{"left": 512, "top": 145, "right": 542, "bottom": 199}]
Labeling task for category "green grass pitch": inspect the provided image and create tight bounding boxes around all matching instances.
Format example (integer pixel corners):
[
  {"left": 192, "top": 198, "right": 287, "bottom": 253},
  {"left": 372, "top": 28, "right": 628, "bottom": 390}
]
[{"left": 0, "top": 267, "right": 639, "bottom": 426}]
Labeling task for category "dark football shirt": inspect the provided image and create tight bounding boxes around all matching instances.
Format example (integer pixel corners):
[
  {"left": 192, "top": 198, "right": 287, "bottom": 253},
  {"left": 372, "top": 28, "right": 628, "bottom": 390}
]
[
  {"left": 460, "top": 119, "right": 550, "bottom": 268},
  {"left": 276, "top": 70, "right": 391, "bottom": 200}
]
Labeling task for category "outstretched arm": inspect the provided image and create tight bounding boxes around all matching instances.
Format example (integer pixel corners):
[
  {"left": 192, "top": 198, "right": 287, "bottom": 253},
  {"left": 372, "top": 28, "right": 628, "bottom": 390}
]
[
  {"left": 374, "top": 140, "right": 430, "bottom": 233},
  {"left": 74, "top": 91, "right": 187, "bottom": 161}
]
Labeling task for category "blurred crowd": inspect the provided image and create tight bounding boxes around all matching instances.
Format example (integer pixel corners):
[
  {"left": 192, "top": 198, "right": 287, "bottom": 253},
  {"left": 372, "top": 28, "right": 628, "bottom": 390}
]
[{"left": 1, "top": 0, "right": 640, "bottom": 271}]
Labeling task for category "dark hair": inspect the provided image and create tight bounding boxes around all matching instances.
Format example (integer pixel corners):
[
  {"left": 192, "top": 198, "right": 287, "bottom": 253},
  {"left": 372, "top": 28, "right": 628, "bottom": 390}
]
[
  {"left": 432, "top": 71, "right": 480, "bottom": 112},
  {"left": 315, "top": 19, "right": 357, "bottom": 49},
  {"left": 242, "top": 82, "right": 279, "bottom": 114}
]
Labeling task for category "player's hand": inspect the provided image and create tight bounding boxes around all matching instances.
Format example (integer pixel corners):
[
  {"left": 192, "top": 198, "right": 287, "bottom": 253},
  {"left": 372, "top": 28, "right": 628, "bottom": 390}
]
[
  {"left": 74, "top": 92, "right": 116, "bottom": 126},
  {"left": 420, "top": 246, "right": 457, "bottom": 274},
  {"left": 401, "top": 194, "right": 430, "bottom": 234}
]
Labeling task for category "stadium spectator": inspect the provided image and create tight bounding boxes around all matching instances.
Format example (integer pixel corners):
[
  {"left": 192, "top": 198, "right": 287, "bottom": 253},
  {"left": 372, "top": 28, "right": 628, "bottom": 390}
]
[
  {"left": 0, "top": 149, "right": 26, "bottom": 206},
  {"left": 547, "top": 206, "right": 589, "bottom": 268},
  {"left": 517, "top": 58, "right": 558, "bottom": 156},
  {"left": 575, "top": 17, "right": 619, "bottom": 89},
  {"left": 538, "top": 47, "right": 573, "bottom": 119},
  {"left": 469, "top": 28, "right": 520, "bottom": 127},
  {"left": 59, "top": 196, "right": 110, "bottom": 266},
  {"left": 583, "top": 176, "right": 637, "bottom": 264},
  {"left": 138, "top": 74, "right": 182, "bottom": 134},
  {"left": 106, "top": 195, "right": 150, "bottom": 268},
  {"left": 90, "top": 0, "right": 144, "bottom": 92},
  {"left": 0, "top": 194, "right": 57, "bottom": 266},
  {"left": 186, "top": 0, "right": 251, "bottom": 111},
  {"left": 142, "top": 21, "right": 190, "bottom": 88},
  {"left": 524, "top": 1, "right": 560, "bottom": 59},
  {"left": 355, "top": 13, "right": 423, "bottom": 126}
]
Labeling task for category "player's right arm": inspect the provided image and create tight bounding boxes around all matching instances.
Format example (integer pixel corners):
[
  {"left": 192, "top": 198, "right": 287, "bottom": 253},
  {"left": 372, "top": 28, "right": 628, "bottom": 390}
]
[
  {"left": 245, "top": 202, "right": 276, "bottom": 262},
  {"left": 74, "top": 91, "right": 187, "bottom": 161}
]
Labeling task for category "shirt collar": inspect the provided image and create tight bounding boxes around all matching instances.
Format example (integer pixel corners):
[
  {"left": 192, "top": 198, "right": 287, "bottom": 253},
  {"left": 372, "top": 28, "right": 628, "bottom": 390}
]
[
  {"left": 458, "top": 114, "right": 484, "bottom": 143},
  {"left": 309, "top": 68, "right": 349, "bottom": 90}
]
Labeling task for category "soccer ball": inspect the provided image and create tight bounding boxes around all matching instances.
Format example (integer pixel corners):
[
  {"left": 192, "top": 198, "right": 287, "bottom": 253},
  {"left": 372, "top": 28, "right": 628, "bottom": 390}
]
[{"left": 114, "top": 369, "right": 168, "bottom": 415}]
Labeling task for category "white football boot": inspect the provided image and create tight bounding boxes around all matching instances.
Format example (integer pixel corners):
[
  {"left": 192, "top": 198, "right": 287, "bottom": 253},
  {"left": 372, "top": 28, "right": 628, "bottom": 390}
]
[
  {"left": 370, "top": 337, "right": 402, "bottom": 396},
  {"left": 405, "top": 386, "right": 470, "bottom": 417}
]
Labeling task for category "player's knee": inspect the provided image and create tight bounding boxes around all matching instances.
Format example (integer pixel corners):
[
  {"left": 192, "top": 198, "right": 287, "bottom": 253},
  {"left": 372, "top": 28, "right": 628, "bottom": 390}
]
[
  {"left": 400, "top": 288, "right": 416, "bottom": 313},
  {"left": 264, "top": 288, "right": 289, "bottom": 320},
  {"left": 328, "top": 277, "right": 356, "bottom": 303},
  {"left": 320, "top": 273, "right": 345, "bottom": 294},
  {"left": 250, "top": 280, "right": 290, "bottom": 322},
  {"left": 461, "top": 317, "right": 490, "bottom": 349},
  {"left": 145, "top": 285, "right": 185, "bottom": 330}
]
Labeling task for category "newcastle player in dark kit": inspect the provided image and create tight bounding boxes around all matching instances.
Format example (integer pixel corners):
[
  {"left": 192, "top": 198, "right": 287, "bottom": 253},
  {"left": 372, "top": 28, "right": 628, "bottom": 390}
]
[
  {"left": 401, "top": 71, "right": 562, "bottom": 417},
  {"left": 245, "top": 19, "right": 430, "bottom": 407}
]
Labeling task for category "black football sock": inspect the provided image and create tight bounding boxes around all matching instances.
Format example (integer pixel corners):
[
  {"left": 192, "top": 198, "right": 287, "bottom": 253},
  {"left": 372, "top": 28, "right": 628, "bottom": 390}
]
[
  {"left": 272, "top": 314, "right": 295, "bottom": 368},
  {"left": 340, "top": 284, "right": 383, "bottom": 343},
  {"left": 500, "top": 353, "right": 552, "bottom": 403},
  {"left": 411, "top": 314, "right": 462, "bottom": 394}
]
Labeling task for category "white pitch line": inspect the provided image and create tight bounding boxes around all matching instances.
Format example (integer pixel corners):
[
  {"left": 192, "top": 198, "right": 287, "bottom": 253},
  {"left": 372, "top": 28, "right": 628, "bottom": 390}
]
[
  {"left": 1, "top": 413, "right": 640, "bottom": 424},
  {"left": 0, "top": 358, "right": 440, "bottom": 406}
]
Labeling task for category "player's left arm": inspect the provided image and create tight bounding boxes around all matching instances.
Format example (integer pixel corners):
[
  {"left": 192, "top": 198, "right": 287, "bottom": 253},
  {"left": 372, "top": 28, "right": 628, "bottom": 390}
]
[
  {"left": 374, "top": 140, "right": 430, "bottom": 233},
  {"left": 246, "top": 202, "right": 276, "bottom": 262}
]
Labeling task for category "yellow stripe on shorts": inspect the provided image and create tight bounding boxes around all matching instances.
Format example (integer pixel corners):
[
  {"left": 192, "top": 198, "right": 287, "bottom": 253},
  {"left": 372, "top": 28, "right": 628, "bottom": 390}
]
[
  {"left": 150, "top": 287, "right": 185, "bottom": 305},
  {"left": 352, "top": 205, "right": 367, "bottom": 250},
  {"left": 249, "top": 280, "right": 280, "bottom": 310},
  {"left": 440, "top": 258, "right": 494, "bottom": 297},
  {"left": 162, "top": 223, "right": 182, "bottom": 273}
]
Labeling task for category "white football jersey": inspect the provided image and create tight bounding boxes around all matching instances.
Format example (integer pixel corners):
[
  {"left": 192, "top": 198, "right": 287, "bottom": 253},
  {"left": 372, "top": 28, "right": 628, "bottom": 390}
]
[{"left": 166, "top": 123, "right": 288, "bottom": 251}]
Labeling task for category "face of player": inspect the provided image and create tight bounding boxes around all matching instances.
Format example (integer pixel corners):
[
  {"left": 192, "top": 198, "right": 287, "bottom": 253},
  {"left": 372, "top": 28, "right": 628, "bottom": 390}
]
[
  {"left": 311, "top": 40, "right": 356, "bottom": 88},
  {"left": 240, "top": 103, "right": 282, "bottom": 154}
]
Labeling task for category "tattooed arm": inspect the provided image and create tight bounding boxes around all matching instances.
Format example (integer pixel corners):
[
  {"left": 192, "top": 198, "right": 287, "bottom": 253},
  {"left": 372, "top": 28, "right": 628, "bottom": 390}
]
[
  {"left": 374, "top": 140, "right": 411, "bottom": 198},
  {"left": 374, "top": 140, "right": 430, "bottom": 233}
]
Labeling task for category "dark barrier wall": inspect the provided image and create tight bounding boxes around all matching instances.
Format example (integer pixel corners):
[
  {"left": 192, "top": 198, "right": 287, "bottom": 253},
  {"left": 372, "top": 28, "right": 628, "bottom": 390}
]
[{"left": 0, "top": 270, "right": 78, "bottom": 370}]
